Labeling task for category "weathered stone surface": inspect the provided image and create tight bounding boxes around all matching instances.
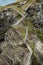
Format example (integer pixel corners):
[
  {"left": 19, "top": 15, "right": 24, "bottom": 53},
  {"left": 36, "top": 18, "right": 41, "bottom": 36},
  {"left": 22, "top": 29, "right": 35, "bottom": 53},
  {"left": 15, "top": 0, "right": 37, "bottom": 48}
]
[
  {"left": 0, "top": 28, "right": 31, "bottom": 65},
  {"left": 31, "top": 53, "right": 41, "bottom": 65},
  {"left": 25, "top": 3, "right": 41, "bottom": 17},
  {"left": 0, "top": 8, "right": 18, "bottom": 41},
  {"left": 0, "top": 1, "right": 43, "bottom": 65},
  {"left": 34, "top": 42, "right": 43, "bottom": 65}
]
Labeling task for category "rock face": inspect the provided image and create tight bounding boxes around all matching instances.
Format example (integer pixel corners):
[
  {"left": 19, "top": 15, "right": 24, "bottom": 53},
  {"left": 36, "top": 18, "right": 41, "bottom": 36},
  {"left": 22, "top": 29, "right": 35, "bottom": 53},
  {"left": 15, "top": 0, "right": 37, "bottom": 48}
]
[
  {"left": 25, "top": 2, "right": 43, "bottom": 65},
  {"left": 0, "top": 28, "right": 32, "bottom": 65},
  {"left": 0, "top": 43, "right": 29, "bottom": 65},
  {"left": 31, "top": 53, "right": 41, "bottom": 65},
  {"left": 25, "top": 3, "right": 41, "bottom": 17},
  {"left": 26, "top": 2, "right": 43, "bottom": 28},
  {"left": 32, "top": 10, "right": 43, "bottom": 28},
  {"left": 32, "top": 2, "right": 43, "bottom": 28},
  {"left": 0, "top": 8, "right": 17, "bottom": 41},
  {"left": 0, "top": 1, "right": 43, "bottom": 65},
  {"left": 34, "top": 42, "right": 43, "bottom": 65}
]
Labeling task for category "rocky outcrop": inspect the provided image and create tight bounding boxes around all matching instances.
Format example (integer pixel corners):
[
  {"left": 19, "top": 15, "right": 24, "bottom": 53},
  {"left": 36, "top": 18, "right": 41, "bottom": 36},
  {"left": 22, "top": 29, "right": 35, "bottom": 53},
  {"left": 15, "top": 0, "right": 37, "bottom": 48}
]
[
  {"left": 0, "top": 8, "right": 18, "bottom": 41},
  {"left": 31, "top": 53, "right": 41, "bottom": 65},
  {"left": 0, "top": 1, "right": 43, "bottom": 65},
  {"left": 34, "top": 42, "right": 43, "bottom": 65},
  {"left": 25, "top": 3, "right": 41, "bottom": 17},
  {"left": 25, "top": 2, "right": 43, "bottom": 28},
  {"left": 0, "top": 28, "right": 32, "bottom": 65},
  {"left": 32, "top": 11, "right": 43, "bottom": 28}
]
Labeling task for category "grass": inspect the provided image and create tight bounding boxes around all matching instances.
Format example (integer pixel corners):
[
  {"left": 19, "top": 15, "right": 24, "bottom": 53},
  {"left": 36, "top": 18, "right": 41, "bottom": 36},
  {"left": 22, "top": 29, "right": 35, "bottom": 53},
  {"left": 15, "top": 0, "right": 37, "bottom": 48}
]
[
  {"left": 29, "top": 42, "right": 35, "bottom": 52},
  {"left": 16, "top": 14, "right": 22, "bottom": 19},
  {"left": 36, "top": 30, "right": 43, "bottom": 42},
  {"left": 0, "top": 0, "right": 43, "bottom": 42},
  {"left": 0, "top": 0, "right": 35, "bottom": 16}
]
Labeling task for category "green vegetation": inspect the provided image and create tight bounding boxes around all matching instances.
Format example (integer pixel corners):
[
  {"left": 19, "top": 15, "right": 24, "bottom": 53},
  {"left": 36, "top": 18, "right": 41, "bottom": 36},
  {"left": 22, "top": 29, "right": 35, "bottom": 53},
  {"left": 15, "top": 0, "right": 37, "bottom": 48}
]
[
  {"left": 16, "top": 14, "right": 22, "bottom": 19},
  {"left": 36, "top": 30, "right": 43, "bottom": 41},
  {"left": 36, "top": 0, "right": 41, "bottom": 3}
]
